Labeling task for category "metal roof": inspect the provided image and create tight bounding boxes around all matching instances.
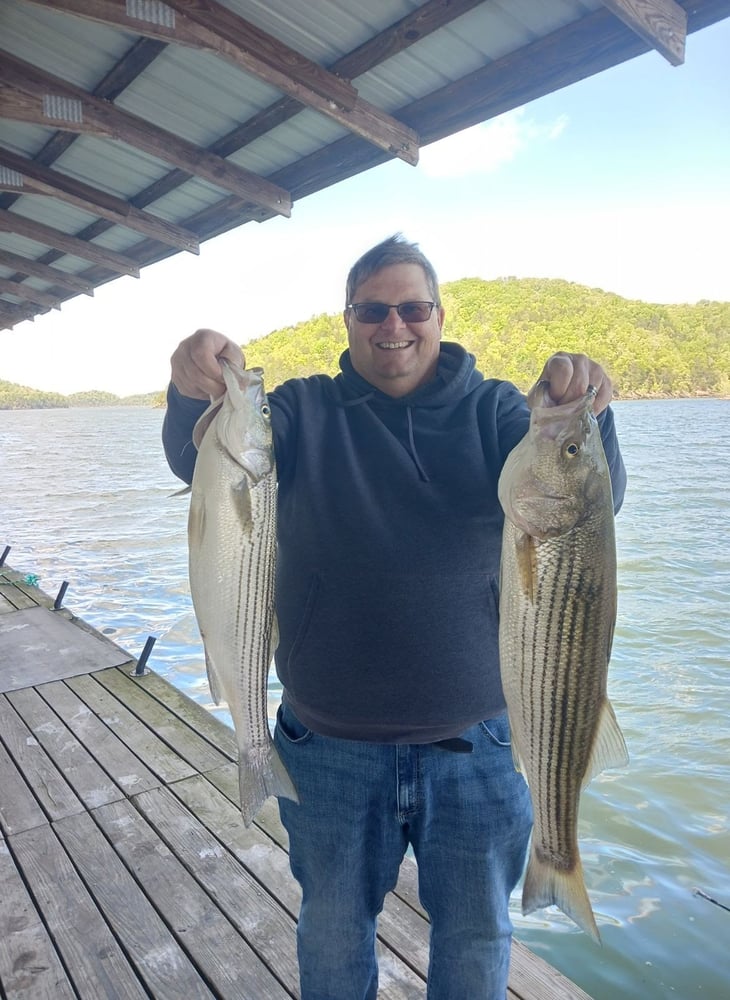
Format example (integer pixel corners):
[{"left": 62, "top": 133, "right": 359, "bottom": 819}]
[{"left": 1, "top": 0, "right": 728, "bottom": 330}]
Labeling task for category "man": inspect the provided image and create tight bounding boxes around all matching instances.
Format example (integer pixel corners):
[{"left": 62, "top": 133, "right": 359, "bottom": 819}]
[{"left": 163, "top": 234, "right": 626, "bottom": 1000}]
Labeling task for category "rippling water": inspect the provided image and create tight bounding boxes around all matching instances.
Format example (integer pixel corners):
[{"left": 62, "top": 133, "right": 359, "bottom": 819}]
[{"left": 1, "top": 400, "right": 728, "bottom": 1000}]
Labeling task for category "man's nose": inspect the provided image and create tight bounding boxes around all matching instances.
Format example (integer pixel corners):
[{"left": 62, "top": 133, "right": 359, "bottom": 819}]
[{"left": 380, "top": 306, "right": 407, "bottom": 329}]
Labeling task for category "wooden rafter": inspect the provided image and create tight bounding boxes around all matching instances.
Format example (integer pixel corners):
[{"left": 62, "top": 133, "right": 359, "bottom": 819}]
[
  {"left": 0, "top": 210, "right": 140, "bottom": 277},
  {"left": 601, "top": 0, "right": 687, "bottom": 64},
  {"left": 25, "top": 0, "right": 419, "bottom": 164},
  {"left": 0, "top": 53, "right": 292, "bottom": 216},
  {"left": 176, "top": 0, "right": 714, "bottom": 245},
  {"left": 0, "top": 277, "right": 61, "bottom": 309},
  {"left": 0, "top": 250, "right": 94, "bottom": 295},
  {"left": 0, "top": 149, "right": 199, "bottom": 253}
]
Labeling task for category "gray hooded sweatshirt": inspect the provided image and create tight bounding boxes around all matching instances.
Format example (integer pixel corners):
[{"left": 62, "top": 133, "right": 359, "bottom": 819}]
[{"left": 163, "top": 341, "right": 626, "bottom": 743}]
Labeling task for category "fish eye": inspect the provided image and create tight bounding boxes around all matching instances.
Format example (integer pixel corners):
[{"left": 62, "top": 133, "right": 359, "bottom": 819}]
[
  {"left": 261, "top": 404, "right": 271, "bottom": 418},
  {"left": 565, "top": 442, "right": 580, "bottom": 457}
]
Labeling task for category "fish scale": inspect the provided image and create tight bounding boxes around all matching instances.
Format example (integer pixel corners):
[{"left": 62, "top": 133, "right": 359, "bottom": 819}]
[
  {"left": 498, "top": 388, "right": 628, "bottom": 942},
  {"left": 188, "top": 362, "right": 298, "bottom": 827}
]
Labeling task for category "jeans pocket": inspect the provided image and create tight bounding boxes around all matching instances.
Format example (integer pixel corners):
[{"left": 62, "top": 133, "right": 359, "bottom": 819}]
[
  {"left": 478, "top": 712, "right": 512, "bottom": 747},
  {"left": 276, "top": 702, "right": 314, "bottom": 744}
]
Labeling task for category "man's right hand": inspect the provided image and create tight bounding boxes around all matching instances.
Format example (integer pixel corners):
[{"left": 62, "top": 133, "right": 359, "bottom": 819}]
[{"left": 170, "top": 328, "right": 245, "bottom": 400}]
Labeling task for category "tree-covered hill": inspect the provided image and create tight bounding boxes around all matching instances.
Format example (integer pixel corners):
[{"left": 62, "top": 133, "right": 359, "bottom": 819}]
[
  {"left": 244, "top": 277, "right": 729, "bottom": 398},
  {"left": 2, "top": 278, "right": 728, "bottom": 407},
  {"left": 0, "top": 380, "right": 164, "bottom": 410}
]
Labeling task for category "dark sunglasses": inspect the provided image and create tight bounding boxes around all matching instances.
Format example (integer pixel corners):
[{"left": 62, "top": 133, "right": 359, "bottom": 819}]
[{"left": 347, "top": 300, "right": 437, "bottom": 324}]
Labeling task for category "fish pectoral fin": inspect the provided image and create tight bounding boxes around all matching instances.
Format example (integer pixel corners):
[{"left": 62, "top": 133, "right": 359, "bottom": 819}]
[
  {"left": 515, "top": 530, "right": 538, "bottom": 602},
  {"left": 582, "top": 698, "right": 629, "bottom": 787},
  {"left": 204, "top": 650, "right": 224, "bottom": 706},
  {"left": 192, "top": 395, "right": 225, "bottom": 450},
  {"left": 270, "top": 613, "right": 280, "bottom": 655},
  {"left": 188, "top": 497, "right": 206, "bottom": 545}
]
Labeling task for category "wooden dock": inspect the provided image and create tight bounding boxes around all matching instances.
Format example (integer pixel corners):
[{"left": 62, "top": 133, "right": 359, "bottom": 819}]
[{"left": 0, "top": 566, "right": 591, "bottom": 999}]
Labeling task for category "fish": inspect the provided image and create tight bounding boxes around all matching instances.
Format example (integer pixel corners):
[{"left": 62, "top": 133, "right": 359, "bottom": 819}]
[
  {"left": 187, "top": 359, "right": 298, "bottom": 826},
  {"left": 497, "top": 384, "right": 628, "bottom": 942}
]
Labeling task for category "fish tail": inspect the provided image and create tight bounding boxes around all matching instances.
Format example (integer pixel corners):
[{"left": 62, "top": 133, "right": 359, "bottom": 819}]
[
  {"left": 522, "top": 845, "right": 601, "bottom": 944},
  {"left": 237, "top": 742, "right": 299, "bottom": 828}
]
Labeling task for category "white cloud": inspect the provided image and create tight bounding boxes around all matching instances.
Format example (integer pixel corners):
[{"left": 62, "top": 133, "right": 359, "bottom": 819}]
[{"left": 418, "top": 109, "right": 569, "bottom": 178}]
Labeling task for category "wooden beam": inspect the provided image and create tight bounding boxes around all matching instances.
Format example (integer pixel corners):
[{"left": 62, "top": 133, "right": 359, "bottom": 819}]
[
  {"left": 180, "top": 0, "right": 724, "bottom": 243},
  {"left": 0, "top": 54, "right": 292, "bottom": 216},
  {"left": 0, "top": 210, "right": 140, "bottom": 277},
  {"left": 0, "top": 149, "right": 199, "bottom": 253},
  {"left": 26, "top": 0, "right": 418, "bottom": 165},
  {"left": 600, "top": 0, "right": 686, "bottom": 65},
  {"left": 0, "top": 302, "right": 38, "bottom": 329},
  {"left": 163, "top": 0, "right": 359, "bottom": 109},
  {"left": 0, "top": 250, "right": 94, "bottom": 295},
  {"left": 0, "top": 277, "right": 62, "bottom": 309}
]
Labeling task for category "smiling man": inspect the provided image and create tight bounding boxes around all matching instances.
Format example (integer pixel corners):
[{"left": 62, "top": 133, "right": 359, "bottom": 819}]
[
  {"left": 163, "top": 234, "right": 626, "bottom": 1000},
  {"left": 344, "top": 257, "right": 445, "bottom": 395}
]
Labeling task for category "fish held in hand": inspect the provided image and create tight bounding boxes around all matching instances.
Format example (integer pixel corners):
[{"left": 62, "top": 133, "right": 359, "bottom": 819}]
[
  {"left": 188, "top": 360, "right": 298, "bottom": 826},
  {"left": 498, "top": 386, "right": 628, "bottom": 942}
]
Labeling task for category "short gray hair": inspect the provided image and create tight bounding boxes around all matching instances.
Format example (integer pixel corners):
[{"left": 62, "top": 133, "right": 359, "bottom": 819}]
[{"left": 345, "top": 234, "right": 441, "bottom": 307}]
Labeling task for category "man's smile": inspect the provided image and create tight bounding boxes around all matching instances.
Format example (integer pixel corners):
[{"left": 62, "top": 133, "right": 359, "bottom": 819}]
[{"left": 376, "top": 340, "right": 413, "bottom": 350}]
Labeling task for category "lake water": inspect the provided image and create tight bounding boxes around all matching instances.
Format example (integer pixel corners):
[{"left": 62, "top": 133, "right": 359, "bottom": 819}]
[{"left": 1, "top": 399, "right": 728, "bottom": 1000}]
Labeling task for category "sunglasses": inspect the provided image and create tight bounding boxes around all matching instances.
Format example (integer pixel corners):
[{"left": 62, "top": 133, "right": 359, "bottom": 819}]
[{"left": 347, "top": 300, "right": 437, "bottom": 324}]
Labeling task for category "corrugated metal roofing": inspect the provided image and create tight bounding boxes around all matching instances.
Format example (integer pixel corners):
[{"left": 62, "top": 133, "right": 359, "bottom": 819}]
[{"left": 1, "top": 0, "right": 728, "bottom": 328}]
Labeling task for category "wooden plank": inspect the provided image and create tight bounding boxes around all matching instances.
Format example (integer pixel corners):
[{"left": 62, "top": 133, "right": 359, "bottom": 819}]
[
  {"left": 0, "top": 207, "right": 141, "bottom": 276},
  {"left": 180, "top": 769, "right": 429, "bottom": 996},
  {"left": 0, "top": 834, "right": 77, "bottom": 1000},
  {"left": 0, "top": 148, "right": 200, "bottom": 253},
  {"left": 94, "top": 666, "right": 231, "bottom": 774},
  {"left": 65, "top": 672, "right": 199, "bottom": 785},
  {"left": 0, "top": 731, "right": 47, "bottom": 836},
  {"left": 31, "top": 0, "right": 418, "bottom": 164},
  {"left": 0, "top": 581, "right": 41, "bottom": 612},
  {"left": 0, "top": 569, "right": 53, "bottom": 607},
  {"left": 601, "top": 0, "right": 686, "bottom": 64},
  {"left": 0, "top": 249, "right": 94, "bottom": 294},
  {"left": 52, "top": 811, "right": 217, "bottom": 999},
  {"left": 8, "top": 823, "right": 149, "bottom": 999},
  {"left": 6, "top": 687, "right": 122, "bottom": 810},
  {"left": 0, "top": 54, "right": 292, "bottom": 216},
  {"left": 0, "top": 277, "right": 61, "bottom": 308},
  {"left": 0, "top": 696, "right": 82, "bottom": 822},
  {"left": 127, "top": 666, "right": 237, "bottom": 758},
  {"left": 39, "top": 678, "right": 162, "bottom": 796},
  {"left": 0, "top": 592, "right": 17, "bottom": 614},
  {"left": 95, "top": 793, "right": 294, "bottom": 999}
]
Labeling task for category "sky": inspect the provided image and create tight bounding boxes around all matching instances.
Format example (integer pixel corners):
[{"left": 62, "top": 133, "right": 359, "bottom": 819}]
[{"left": 1, "top": 18, "right": 729, "bottom": 397}]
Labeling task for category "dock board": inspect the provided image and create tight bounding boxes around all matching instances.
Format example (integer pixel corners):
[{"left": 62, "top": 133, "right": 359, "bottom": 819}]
[{"left": 0, "top": 566, "right": 591, "bottom": 999}]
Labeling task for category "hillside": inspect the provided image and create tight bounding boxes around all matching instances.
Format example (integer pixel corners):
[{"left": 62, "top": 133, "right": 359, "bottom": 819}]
[
  {"left": 0, "top": 381, "right": 165, "bottom": 410},
  {"left": 2, "top": 278, "right": 728, "bottom": 407},
  {"left": 244, "top": 277, "right": 730, "bottom": 398}
]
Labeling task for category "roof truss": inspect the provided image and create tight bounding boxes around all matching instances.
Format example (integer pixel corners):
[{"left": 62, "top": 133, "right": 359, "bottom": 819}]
[{"left": 0, "top": 0, "right": 726, "bottom": 330}]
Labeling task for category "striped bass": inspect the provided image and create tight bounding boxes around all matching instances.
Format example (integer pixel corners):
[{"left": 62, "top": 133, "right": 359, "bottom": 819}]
[
  {"left": 498, "top": 386, "right": 628, "bottom": 941},
  {"left": 188, "top": 360, "right": 298, "bottom": 826}
]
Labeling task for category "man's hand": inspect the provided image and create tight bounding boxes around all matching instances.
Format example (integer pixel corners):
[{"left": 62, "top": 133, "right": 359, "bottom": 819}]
[
  {"left": 528, "top": 352, "right": 613, "bottom": 414},
  {"left": 170, "top": 328, "right": 244, "bottom": 400}
]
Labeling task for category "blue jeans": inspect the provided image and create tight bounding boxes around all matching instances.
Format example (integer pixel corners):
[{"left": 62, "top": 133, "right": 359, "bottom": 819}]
[{"left": 275, "top": 703, "right": 532, "bottom": 1000}]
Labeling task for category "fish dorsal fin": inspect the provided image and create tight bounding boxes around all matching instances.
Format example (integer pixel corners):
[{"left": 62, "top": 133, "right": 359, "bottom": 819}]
[
  {"left": 515, "top": 530, "right": 538, "bottom": 602},
  {"left": 582, "top": 699, "right": 629, "bottom": 788}
]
